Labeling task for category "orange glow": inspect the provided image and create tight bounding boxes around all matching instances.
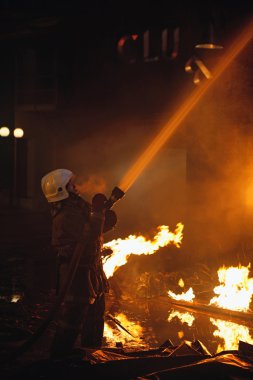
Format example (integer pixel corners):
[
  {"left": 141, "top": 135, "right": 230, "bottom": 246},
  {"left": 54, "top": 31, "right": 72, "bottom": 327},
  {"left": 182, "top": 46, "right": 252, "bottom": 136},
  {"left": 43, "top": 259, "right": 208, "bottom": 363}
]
[
  {"left": 168, "top": 310, "right": 195, "bottom": 326},
  {"left": 104, "top": 313, "right": 147, "bottom": 348},
  {"left": 209, "top": 264, "right": 253, "bottom": 312},
  {"left": 131, "top": 34, "right": 138, "bottom": 41},
  {"left": 103, "top": 223, "right": 184, "bottom": 278},
  {"left": 245, "top": 179, "right": 253, "bottom": 208},
  {"left": 168, "top": 287, "right": 195, "bottom": 302},
  {"left": 119, "top": 19, "right": 253, "bottom": 192},
  {"left": 210, "top": 318, "right": 253, "bottom": 352}
]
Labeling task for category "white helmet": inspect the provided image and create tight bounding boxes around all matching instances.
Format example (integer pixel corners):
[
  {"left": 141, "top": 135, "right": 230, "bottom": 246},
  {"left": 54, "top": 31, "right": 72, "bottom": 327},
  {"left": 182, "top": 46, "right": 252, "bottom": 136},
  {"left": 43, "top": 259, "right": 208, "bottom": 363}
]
[{"left": 41, "top": 169, "right": 73, "bottom": 203}]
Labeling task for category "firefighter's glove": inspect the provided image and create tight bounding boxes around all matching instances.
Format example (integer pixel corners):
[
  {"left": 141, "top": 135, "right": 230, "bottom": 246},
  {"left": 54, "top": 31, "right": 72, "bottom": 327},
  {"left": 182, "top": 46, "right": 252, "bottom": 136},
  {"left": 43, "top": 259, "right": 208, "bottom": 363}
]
[{"left": 92, "top": 193, "right": 108, "bottom": 213}]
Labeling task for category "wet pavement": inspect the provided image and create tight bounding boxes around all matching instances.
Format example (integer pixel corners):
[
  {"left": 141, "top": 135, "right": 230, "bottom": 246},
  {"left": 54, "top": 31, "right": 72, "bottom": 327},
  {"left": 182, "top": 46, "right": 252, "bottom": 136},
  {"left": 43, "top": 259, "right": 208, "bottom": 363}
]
[
  {"left": 105, "top": 293, "right": 253, "bottom": 354},
  {"left": 1, "top": 286, "right": 253, "bottom": 380}
]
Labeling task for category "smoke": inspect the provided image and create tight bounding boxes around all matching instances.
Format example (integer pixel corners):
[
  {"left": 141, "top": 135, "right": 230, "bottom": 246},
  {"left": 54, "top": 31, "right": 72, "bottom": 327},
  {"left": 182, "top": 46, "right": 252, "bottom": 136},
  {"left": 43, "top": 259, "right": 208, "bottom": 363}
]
[
  {"left": 182, "top": 54, "right": 253, "bottom": 264},
  {"left": 76, "top": 174, "right": 107, "bottom": 198},
  {"left": 49, "top": 40, "right": 253, "bottom": 268}
]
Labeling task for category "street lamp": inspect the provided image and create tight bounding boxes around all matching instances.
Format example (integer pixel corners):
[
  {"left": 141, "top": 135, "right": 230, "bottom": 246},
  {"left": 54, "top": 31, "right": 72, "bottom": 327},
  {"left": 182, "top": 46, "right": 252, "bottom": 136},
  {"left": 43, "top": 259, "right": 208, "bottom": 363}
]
[
  {"left": 0, "top": 126, "right": 10, "bottom": 137},
  {"left": 13, "top": 128, "right": 24, "bottom": 138},
  {"left": 12, "top": 128, "right": 24, "bottom": 206}
]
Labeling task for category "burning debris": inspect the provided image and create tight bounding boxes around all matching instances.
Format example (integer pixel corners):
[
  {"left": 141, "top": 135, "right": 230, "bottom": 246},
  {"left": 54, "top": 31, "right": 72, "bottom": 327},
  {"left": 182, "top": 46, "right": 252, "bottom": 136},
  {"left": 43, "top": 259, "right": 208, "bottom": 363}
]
[
  {"left": 3, "top": 247, "right": 253, "bottom": 379},
  {"left": 103, "top": 223, "right": 253, "bottom": 357},
  {"left": 168, "top": 263, "right": 253, "bottom": 312},
  {"left": 209, "top": 264, "right": 253, "bottom": 312},
  {"left": 168, "top": 287, "right": 195, "bottom": 302},
  {"left": 166, "top": 262, "right": 253, "bottom": 354},
  {"left": 104, "top": 312, "right": 147, "bottom": 350}
]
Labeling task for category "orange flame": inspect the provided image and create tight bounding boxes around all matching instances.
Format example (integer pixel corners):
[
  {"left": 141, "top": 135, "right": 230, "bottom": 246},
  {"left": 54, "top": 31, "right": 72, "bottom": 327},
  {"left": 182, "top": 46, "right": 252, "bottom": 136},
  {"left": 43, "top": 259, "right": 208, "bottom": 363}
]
[
  {"left": 210, "top": 318, "right": 253, "bottom": 352},
  {"left": 103, "top": 223, "right": 184, "bottom": 278},
  {"left": 168, "top": 287, "right": 195, "bottom": 302},
  {"left": 104, "top": 313, "right": 147, "bottom": 348},
  {"left": 168, "top": 264, "right": 253, "bottom": 311},
  {"left": 168, "top": 310, "right": 195, "bottom": 326},
  {"left": 209, "top": 264, "right": 253, "bottom": 312}
]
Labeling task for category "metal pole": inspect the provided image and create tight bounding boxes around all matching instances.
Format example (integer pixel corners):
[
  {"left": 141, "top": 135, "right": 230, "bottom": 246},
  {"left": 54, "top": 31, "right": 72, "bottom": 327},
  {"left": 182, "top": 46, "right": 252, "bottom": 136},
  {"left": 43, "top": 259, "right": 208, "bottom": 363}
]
[{"left": 12, "top": 136, "right": 17, "bottom": 206}]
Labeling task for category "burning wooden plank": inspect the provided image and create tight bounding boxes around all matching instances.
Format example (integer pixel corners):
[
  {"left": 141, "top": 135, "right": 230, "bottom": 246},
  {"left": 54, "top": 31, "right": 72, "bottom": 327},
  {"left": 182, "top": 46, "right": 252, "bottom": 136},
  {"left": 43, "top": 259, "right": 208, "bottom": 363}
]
[
  {"left": 168, "top": 298, "right": 253, "bottom": 326},
  {"left": 167, "top": 264, "right": 253, "bottom": 325}
]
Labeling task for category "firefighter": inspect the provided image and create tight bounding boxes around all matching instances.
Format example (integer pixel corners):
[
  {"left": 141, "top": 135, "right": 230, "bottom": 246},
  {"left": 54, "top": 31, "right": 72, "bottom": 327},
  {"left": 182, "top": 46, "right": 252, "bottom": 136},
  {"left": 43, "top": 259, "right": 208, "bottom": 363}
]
[{"left": 41, "top": 168, "right": 117, "bottom": 358}]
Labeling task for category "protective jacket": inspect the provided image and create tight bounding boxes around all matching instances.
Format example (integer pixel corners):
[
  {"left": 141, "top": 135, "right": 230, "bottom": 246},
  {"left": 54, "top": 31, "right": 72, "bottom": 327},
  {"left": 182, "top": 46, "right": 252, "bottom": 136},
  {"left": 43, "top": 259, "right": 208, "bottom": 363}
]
[{"left": 51, "top": 192, "right": 109, "bottom": 302}]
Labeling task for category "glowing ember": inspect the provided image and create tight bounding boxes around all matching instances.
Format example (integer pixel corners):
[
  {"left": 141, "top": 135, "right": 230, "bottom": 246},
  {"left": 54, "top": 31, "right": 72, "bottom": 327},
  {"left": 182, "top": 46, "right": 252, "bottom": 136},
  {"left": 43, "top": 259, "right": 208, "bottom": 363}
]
[
  {"left": 178, "top": 278, "right": 184, "bottom": 288},
  {"left": 104, "top": 313, "right": 147, "bottom": 349},
  {"left": 209, "top": 264, "right": 253, "bottom": 312},
  {"left": 103, "top": 223, "right": 184, "bottom": 278},
  {"left": 210, "top": 318, "right": 253, "bottom": 352},
  {"left": 168, "top": 310, "right": 195, "bottom": 326},
  {"left": 168, "top": 287, "right": 195, "bottom": 302}
]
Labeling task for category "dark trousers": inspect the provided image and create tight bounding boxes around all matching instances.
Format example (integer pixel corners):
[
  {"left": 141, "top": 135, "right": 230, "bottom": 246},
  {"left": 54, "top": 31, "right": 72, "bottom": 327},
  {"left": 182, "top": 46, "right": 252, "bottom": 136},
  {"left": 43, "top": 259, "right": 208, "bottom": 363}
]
[
  {"left": 50, "top": 293, "right": 105, "bottom": 358},
  {"left": 81, "top": 294, "right": 105, "bottom": 347}
]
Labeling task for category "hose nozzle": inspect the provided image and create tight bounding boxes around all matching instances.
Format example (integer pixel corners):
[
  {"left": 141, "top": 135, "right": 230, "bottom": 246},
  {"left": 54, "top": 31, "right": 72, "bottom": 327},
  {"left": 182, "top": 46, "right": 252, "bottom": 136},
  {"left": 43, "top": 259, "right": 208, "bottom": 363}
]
[{"left": 105, "top": 186, "right": 125, "bottom": 209}]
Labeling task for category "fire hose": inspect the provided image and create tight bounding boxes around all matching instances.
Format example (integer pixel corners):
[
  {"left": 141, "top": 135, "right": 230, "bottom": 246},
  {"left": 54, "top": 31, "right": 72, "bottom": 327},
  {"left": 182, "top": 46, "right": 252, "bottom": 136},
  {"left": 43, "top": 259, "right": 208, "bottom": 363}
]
[
  {"left": 105, "top": 313, "right": 136, "bottom": 338},
  {"left": 1, "top": 186, "right": 125, "bottom": 366}
]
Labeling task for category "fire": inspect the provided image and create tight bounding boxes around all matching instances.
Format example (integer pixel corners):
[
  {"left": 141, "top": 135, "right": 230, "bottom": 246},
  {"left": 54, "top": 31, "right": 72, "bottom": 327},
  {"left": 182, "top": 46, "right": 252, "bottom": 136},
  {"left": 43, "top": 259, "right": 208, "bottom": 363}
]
[
  {"left": 210, "top": 318, "right": 253, "bottom": 352},
  {"left": 103, "top": 223, "right": 184, "bottom": 278},
  {"left": 168, "top": 310, "right": 195, "bottom": 326},
  {"left": 104, "top": 322, "right": 117, "bottom": 342},
  {"left": 104, "top": 313, "right": 147, "bottom": 349},
  {"left": 209, "top": 264, "right": 253, "bottom": 312},
  {"left": 168, "top": 287, "right": 195, "bottom": 302}
]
